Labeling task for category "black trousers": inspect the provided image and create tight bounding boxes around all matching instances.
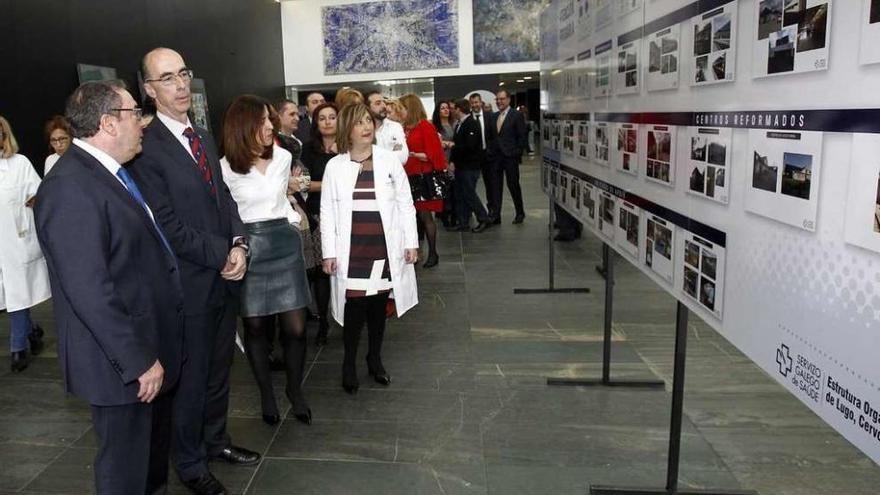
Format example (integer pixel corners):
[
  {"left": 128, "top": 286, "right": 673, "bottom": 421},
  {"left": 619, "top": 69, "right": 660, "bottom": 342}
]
[
  {"left": 455, "top": 168, "right": 490, "bottom": 226},
  {"left": 172, "top": 301, "right": 237, "bottom": 481},
  {"left": 491, "top": 154, "right": 525, "bottom": 218},
  {"left": 481, "top": 160, "right": 498, "bottom": 219},
  {"left": 91, "top": 392, "right": 173, "bottom": 495}
]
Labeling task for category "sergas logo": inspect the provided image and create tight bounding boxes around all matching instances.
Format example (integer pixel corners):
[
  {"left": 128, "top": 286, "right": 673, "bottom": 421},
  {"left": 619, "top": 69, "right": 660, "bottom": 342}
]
[{"left": 776, "top": 344, "right": 793, "bottom": 377}]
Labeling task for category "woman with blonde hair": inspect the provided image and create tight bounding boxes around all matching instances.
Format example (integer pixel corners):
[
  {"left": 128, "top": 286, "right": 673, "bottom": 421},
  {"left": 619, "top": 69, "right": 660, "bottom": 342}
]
[
  {"left": 320, "top": 103, "right": 419, "bottom": 394},
  {"left": 399, "top": 94, "right": 447, "bottom": 268},
  {"left": 334, "top": 87, "right": 364, "bottom": 109},
  {"left": 0, "top": 116, "right": 51, "bottom": 372},
  {"left": 385, "top": 98, "right": 404, "bottom": 124}
]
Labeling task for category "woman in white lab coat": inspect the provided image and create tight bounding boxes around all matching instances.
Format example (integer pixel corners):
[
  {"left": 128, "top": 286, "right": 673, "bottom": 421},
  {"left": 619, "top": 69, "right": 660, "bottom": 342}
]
[
  {"left": 0, "top": 116, "right": 51, "bottom": 372},
  {"left": 320, "top": 103, "right": 419, "bottom": 394}
]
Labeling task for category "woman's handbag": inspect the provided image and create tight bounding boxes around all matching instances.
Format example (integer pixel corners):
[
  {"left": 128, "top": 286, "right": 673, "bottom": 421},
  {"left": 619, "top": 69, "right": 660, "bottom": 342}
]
[{"left": 408, "top": 162, "right": 450, "bottom": 202}]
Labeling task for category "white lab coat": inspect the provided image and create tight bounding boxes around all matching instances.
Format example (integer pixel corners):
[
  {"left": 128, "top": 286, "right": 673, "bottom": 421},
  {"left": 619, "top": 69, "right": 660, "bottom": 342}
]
[
  {"left": 320, "top": 146, "right": 419, "bottom": 325},
  {"left": 0, "top": 154, "right": 51, "bottom": 311}
]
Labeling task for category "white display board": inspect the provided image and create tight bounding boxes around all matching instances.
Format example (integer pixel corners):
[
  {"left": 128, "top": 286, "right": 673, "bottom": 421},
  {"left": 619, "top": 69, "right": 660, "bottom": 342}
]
[{"left": 541, "top": 0, "right": 880, "bottom": 466}]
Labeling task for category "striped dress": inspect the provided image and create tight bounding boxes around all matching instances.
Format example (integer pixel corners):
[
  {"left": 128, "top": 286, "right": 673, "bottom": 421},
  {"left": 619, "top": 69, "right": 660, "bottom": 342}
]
[{"left": 345, "top": 159, "right": 393, "bottom": 299}]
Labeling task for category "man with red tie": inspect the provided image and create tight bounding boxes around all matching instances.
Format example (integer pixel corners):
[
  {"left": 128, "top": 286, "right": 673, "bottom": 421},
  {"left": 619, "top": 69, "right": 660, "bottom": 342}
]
[{"left": 131, "top": 47, "right": 258, "bottom": 495}]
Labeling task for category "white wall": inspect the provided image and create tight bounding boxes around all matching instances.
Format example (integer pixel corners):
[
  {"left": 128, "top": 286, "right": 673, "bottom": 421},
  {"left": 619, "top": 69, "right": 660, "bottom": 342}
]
[{"left": 281, "top": 0, "right": 541, "bottom": 86}]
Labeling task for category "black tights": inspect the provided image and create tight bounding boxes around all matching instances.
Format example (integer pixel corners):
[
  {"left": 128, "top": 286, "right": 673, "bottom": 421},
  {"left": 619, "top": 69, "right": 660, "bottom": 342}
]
[
  {"left": 242, "top": 308, "right": 309, "bottom": 416},
  {"left": 416, "top": 210, "right": 438, "bottom": 258},
  {"left": 342, "top": 293, "right": 390, "bottom": 385},
  {"left": 309, "top": 268, "right": 331, "bottom": 333}
]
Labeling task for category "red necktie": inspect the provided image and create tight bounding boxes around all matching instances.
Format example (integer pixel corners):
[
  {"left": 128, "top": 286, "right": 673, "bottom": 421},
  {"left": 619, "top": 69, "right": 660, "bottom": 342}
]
[{"left": 182, "top": 127, "right": 215, "bottom": 195}]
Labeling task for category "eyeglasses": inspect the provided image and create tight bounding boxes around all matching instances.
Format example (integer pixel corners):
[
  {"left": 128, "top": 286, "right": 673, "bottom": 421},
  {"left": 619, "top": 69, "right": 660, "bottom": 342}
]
[
  {"left": 144, "top": 69, "right": 194, "bottom": 87},
  {"left": 49, "top": 136, "right": 70, "bottom": 144},
  {"left": 111, "top": 108, "right": 144, "bottom": 120}
]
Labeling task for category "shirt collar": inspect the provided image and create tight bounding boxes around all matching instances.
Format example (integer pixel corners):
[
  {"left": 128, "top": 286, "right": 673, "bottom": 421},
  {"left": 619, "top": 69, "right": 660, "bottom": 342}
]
[
  {"left": 156, "top": 111, "right": 194, "bottom": 137},
  {"left": 73, "top": 138, "right": 121, "bottom": 175}
]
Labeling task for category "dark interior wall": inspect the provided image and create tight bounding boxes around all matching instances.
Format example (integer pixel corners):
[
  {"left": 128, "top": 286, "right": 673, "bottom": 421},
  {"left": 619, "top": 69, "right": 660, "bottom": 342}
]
[{"left": 0, "top": 0, "right": 285, "bottom": 172}]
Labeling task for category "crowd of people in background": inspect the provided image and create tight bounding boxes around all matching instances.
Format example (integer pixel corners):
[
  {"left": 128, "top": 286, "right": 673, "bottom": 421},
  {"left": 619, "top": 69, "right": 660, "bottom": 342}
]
[{"left": 0, "top": 46, "right": 534, "bottom": 495}]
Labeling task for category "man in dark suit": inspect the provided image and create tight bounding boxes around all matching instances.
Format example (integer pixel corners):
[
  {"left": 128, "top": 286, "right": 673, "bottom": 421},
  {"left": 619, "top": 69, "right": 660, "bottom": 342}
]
[
  {"left": 489, "top": 89, "right": 528, "bottom": 224},
  {"left": 294, "top": 91, "right": 326, "bottom": 144},
  {"left": 468, "top": 93, "right": 498, "bottom": 221},
  {"left": 450, "top": 99, "right": 491, "bottom": 233},
  {"left": 131, "top": 47, "right": 257, "bottom": 495},
  {"left": 35, "top": 80, "right": 184, "bottom": 494}
]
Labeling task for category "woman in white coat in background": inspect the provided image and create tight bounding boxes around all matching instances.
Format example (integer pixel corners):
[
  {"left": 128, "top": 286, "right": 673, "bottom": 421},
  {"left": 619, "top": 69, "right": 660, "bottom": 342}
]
[
  {"left": 0, "top": 116, "right": 51, "bottom": 372},
  {"left": 320, "top": 103, "right": 419, "bottom": 394}
]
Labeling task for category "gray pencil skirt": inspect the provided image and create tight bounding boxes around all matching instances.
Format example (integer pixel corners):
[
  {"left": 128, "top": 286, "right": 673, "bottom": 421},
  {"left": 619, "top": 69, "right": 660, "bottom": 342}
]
[{"left": 241, "top": 218, "right": 312, "bottom": 317}]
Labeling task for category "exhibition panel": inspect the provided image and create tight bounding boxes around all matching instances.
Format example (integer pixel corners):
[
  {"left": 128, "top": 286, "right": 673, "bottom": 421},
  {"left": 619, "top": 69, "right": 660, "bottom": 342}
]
[{"left": 541, "top": 0, "right": 880, "bottom": 469}]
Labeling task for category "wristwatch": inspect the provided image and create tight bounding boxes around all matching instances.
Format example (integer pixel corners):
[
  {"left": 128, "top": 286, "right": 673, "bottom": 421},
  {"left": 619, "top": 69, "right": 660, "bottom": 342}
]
[{"left": 232, "top": 237, "right": 250, "bottom": 258}]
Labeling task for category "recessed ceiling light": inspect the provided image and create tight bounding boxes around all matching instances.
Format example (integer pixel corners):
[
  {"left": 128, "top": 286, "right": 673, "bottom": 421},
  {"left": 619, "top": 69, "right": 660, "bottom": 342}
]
[
  {"left": 516, "top": 79, "right": 524, "bottom": 83},
  {"left": 523, "top": 76, "right": 532, "bottom": 80},
  {"left": 499, "top": 82, "right": 505, "bottom": 86}
]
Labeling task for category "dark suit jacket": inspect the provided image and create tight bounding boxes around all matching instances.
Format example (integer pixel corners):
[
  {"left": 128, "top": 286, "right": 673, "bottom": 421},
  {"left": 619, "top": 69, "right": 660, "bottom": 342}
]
[
  {"left": 34, "top": 144, "right": 184, "bottom": 406},
  {"left": 130, "top": 118, "right": 245, "bottom": 315},
  {"left": 295, "top": 116, "right": 313, "bottom": 144},
  {"left": 492, "top": 108, "right": 527, "bottom": 160},
  {"left": 451, "top": 115, "right": 485, "bottom": 171}
]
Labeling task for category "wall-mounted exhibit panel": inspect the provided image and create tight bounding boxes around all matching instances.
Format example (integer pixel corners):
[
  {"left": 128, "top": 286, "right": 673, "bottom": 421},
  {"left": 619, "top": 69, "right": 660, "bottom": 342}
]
[{"left": 539, "top": 0, "right": 880, "bottom": 466}]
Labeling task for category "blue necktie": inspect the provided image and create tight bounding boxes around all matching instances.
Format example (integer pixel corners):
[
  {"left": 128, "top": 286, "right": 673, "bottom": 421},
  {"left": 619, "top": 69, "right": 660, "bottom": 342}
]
[{"left": 116, "top": 167, "right": 176, "bottom": 260}]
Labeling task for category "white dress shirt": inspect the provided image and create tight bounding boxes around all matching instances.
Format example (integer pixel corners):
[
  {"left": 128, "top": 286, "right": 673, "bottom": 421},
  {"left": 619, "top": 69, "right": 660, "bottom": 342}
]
[
  {"left": 220, "top": 145, "right": 301, "bottom": 225},
  {"left": 72, "top": 139, "right": 156, "bottom": 220},
  {"left": 44, "top": 153, "right": 60, "bottom": 175},
  {"left": 374, "top": 119, "right": 409, "bottom": 165},
  {"left": 471, "top": 112, "right": 487, "bottom": 149},
  {"left": 155, "top": 111, "right": 198, "bottom": 162}
]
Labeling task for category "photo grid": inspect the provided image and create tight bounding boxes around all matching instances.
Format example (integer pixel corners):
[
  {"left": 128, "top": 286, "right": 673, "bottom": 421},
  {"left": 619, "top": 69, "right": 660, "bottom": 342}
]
[
  {"left": 551, "top": 120, "right": 561, "bottom": 151},
  {"left": 558, "top": 172, "right": 569, "bottom": 204},
  {"left": 615, "top": 123, "right": 639, "bottom": 175},
  {"left": 692, "top": 4, "right": 737, "bottom": 85},
  {"left": 754, "top": 0, "right": 830, "bottom": 77},
  {"left": 594, "top": 122, "right": 610, "bottom": 166},
  {"left": 542, "top": 117, "right": 552, "bottom": 146},
  {"left": 581, "top": 181, "right": 597, "bottom": 226},
  {"left": 577, "top": 121, "right": 590, "bottom": 160},
  {"left": 576, "top": 0, "right": 592, "bottom": 45},
  {"left": 645, "top": 125, "right": 676, "bottom": 187},
  {"left": 595, "top": 0, "right": 614, "bottom": 30},
  {"left": 616, "top": 42, "right": 640, "bottom": 94},
  {"left": 860, "top": 0, "right": 880, "bottom": 65},
  {"left": 575, "top": 65, "right": 591, "bottom": 100},
  {"left": 746, "top": 129, "right": 823, "bottom": 231},
  {"left": 616, "top": 201, "right": 641, "bottom": 257},
  {"left": 647, "top": 24, "right": 680, "bottom": 91},
  {"left": 617, "top": 0, "right": 642, "bottom": 18},
  {"left": 562, "top": 120, "right": 575, "bottom": 155},
  {"left": 687, "top": 127, "right": 732, "bottom": 204},
  {"left": 569, "top": 177, "right": 581, "bottom": 213},
  {"left": 645, "top": 215, "right": 675, "bottom": 284},
  {"left": 682, "top": 233, "right": 724, "bottom": 318},
  {"left": 595, "top": 42, "right": 613, "bottom": 97},
  {"left": 843, "top": 134, "right": 880, "bottom": 254},
  {"left": 599, "top": 191, "right": 617, "bottom": 239}
]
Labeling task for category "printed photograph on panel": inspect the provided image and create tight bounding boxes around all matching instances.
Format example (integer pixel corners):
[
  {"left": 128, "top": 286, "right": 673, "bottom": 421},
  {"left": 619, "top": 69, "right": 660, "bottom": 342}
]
[
  {"left": 875, "top": 172, "right": 880, "bottom": 233},
  {"left": 873, "top": 0, "right": 880, "bottom": 23},
  {"left": 684, "top": 267, "right": 699, "bottom": 298},
  {"left": 780, "top": 152, "right": 813, "bottom": 199},
  {"left": 752, "top": 151, "right": 779, "bottom": 192},
  {"left": 758, "top": 0, "right": 784, "bottom": 40},
  {"left": 754, "top": 0, "right": 831, "bottom": 77}
]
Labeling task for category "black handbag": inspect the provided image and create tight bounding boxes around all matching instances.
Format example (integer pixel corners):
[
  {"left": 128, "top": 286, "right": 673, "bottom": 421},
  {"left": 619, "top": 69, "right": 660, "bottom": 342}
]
[{"left": 408, "top": 164, "right": 450, "bottom": 202}]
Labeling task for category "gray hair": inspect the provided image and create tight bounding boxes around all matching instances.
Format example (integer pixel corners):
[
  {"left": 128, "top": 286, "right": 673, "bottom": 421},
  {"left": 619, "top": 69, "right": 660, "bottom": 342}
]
[{"left": 65, "top": 80, "right": 126, "bottom": 139}]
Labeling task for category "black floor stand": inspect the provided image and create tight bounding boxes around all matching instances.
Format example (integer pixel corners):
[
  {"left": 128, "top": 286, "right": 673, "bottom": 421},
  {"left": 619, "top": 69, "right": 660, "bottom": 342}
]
[
  {"left": 547, "top": 243, "right": 664, "bottom": 389},
  {"left": 589, "top": 303, "right": 757, "bottom": 495},
  {"left": 513, "top": 196, "right": 591, "bottom": 295},
  {"left": 595, "top": 243, "right": 609, "bottom": 279}
]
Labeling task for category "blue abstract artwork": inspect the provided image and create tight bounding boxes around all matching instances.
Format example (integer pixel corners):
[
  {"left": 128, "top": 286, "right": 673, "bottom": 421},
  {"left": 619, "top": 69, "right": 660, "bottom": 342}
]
[
  {"left": 473, "top": 0, "right": 542, "bottom": 64},
  {"left": 322, "top": 0, "right": 459, "bottom": 75}
]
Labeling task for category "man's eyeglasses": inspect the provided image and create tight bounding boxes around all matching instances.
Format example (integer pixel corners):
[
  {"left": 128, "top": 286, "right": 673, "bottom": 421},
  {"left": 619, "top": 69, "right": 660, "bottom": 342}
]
[
  {"left": 144, "top": 69, "right": 194, "bottom": 87},
  {"left": 111, "top": 108, "right": 144, "bottom": 120}
]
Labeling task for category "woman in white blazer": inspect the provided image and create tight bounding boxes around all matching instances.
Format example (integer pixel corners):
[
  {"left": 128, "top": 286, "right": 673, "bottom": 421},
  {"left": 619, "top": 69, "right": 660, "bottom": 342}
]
[
  {"left": 320, "top": 103, "right": 419, "bottom": 394},
  {"left": 0, "top": 116, "right": 50, "bottom": 372}
]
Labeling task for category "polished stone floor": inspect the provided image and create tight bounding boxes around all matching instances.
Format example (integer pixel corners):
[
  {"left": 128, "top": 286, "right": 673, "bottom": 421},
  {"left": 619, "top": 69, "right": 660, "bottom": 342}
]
[{"left": 2, "top": 154, "right": 880, "bottom": 494}]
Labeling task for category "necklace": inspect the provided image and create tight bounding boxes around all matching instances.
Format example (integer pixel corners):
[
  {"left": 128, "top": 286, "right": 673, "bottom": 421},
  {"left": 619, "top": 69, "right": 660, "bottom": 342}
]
[{"left": 351, "top": 153, "right": 372, "bottom": 175}]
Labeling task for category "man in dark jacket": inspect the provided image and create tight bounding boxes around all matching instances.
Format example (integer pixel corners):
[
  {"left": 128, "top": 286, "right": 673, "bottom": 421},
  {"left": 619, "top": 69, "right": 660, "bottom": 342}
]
[
  {"left": 35, "top": 80, "right": 184, "bottom": 494},
  {"left": 450, "top": 99, "right": 491, "bottom": 233},
  {"left": 489, "top": 89, "right": 528, "bottom": 224}
]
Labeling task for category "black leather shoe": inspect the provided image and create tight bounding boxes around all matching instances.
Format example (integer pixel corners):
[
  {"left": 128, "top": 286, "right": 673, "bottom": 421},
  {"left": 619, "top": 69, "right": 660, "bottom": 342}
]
[
  {"left": 472, "top": 222, "right": 490, "bottom": 233},
  {"left": 342, "top": 364, "right": 359, "bottom": 394},
  {"left": 211, "top": 445, "right": 260, "bottom": 466},
  {"left": 512, "top": 213, "right": 525, "bottom": 224},
  {"left": 28, "top": 325, "right": 45, "bottom": 356},
  {"left": 182, "top": 473, "right": 228, "bottom": 495},
  {"left": 491, "top": 217, "right": 502, "bottom": 225},
  {"left": 293, "top": 408, "right": 313, "bottom": 425},
  {"left": 423, "top": 253, "right": 439, "bottom": 268},
  {"left": 368, "top": 369, "right": 391, "bottom": 386},
  {"left": 262, "top": 414, "right": 280, "bottom": 426},
  {"left": 11, "top": 351, "right": 29, "bottom": 373}
]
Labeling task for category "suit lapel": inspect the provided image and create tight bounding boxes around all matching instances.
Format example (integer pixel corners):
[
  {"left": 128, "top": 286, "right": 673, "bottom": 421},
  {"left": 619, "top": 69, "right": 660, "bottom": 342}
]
[
  {"left": 147, "top": 119, "right": 219, "bottom": 208},
  {"left": 70, "top": 146, "right": 169, "bottom": 254}
]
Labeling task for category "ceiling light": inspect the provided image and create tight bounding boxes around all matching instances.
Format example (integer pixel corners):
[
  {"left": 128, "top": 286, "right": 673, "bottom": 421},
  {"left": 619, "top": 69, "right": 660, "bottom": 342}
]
[
  {"left": 523, "top": 76, "right": 532, "bottom": 80},
  {"left": 499, "top": 82, "right": 505, "bottom": 86},
  {"left": 516, "top": 79, "right": 524, "bottom": 83}
]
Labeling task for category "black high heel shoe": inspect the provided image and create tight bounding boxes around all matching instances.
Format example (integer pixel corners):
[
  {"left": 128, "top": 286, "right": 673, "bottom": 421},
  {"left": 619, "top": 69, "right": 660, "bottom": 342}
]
[
  {"left": 367, "top": 360, "right": 391, "bottom": 386},
  {"left": 422, "top": 253, "right": 439, "bottom": 269},
  {"left": 315, "top": 321, "right": 329, "bottom": 347},
  {"left": 11, "top": 351, "right": 29, "bottom": 373},
  {"left": 293, "top": 408, "right": 313, "bottom": 425},
  {"left": 262, "top": 414, "right": 280, "bottom": 426},
  {"left": 342, "top": 364, "right": 359, "bottom": 394},
  {"left": 28, "top": 325, "right": 45, "bottom": 356}
]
